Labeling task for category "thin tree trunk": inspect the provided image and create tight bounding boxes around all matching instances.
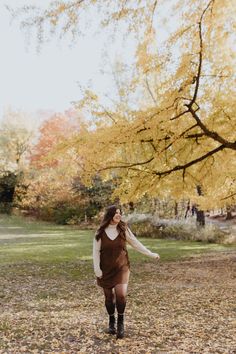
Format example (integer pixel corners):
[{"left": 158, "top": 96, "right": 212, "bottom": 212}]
[
  {"left": 225, "top": 206, "right": 233, "bottom": 220},
  {"left": 175, "top": 201, "right": 178, "bottom": 218},
  {"left": 196, "top": 210, "right": 205, "bottom": 226},
  {"left": 185, "top": 200, "right": 190, "bottom": 219},
  {"left": 196, "top": 185, "right": 205, "bottom": 227}
]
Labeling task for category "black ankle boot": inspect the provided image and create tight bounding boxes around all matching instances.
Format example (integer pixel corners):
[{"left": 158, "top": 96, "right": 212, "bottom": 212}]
[
  {"left": 108, "top": 314, "right": 116, "bottom": 334},
  {"left": 116, "top": 314, "right": 124, "bottom": 339}
]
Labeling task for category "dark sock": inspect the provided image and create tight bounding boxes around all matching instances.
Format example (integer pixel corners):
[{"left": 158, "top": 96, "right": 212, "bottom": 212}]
[
  {"left": 105, "top": 301, "right": 115, "bottom": 316},
  {"left": 118, "top": 313, "right": 124, "bottom": 323},
  {"left": 116, "top": 297, "right": 126, "bottom": 314},
  {"left": 109, "top": 314, "right": 115, "bottom": 324}
]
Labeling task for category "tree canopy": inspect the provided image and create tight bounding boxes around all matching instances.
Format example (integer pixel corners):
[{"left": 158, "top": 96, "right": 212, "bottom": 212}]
[{"left": 13, "top": 0, "right": 236, "bottom": 209}]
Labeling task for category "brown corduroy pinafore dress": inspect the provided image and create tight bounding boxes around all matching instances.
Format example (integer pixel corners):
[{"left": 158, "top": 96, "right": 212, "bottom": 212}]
[{"left": 97, "top": 229, "right": 130, "bottom": 289}]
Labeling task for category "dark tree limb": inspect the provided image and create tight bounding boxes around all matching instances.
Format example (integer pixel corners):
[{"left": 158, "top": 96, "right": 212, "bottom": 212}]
[
  {"left": 189, "top": 0, "right": 215, "bottom": 108},
  {"left": 97, "top": 144, "right": 226, "bottom": 178},
  {"left": 221, "top": 192, "right": 236, "bottom": 201},
  {"left": 187, "top": 106, "right": 236, "bottom": 150},
  {"left": 145, "top": 74, "right": 157, "bottom": 105},
  {"left": 153, "top": 144, "right": 225, "bottom": 177},
  {"left": 182, "top": 0, "right": 236, "bottom": 151},
  {"left": 98, "top": 156, "right": 155, "bottom": 172}
]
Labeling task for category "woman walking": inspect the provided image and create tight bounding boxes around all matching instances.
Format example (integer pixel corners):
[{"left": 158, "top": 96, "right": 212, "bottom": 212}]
[{"left": 93, "top": 205, "right": 160, "bottom": 339}]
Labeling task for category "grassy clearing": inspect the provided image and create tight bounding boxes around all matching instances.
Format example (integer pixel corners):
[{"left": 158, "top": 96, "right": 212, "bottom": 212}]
[{"left": 0, "top": 213, "right": 235, "bottom": 266}]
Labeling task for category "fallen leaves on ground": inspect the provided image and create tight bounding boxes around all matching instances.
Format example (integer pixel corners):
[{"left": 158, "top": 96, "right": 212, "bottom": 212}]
[{"left": 0, "top": 252, "right": 235, "bottom": 353}]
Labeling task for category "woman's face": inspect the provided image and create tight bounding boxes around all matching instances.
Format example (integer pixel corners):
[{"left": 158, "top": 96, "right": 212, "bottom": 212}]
[{"left": 111, "top": 209, "right": 121, "bottom": 224}]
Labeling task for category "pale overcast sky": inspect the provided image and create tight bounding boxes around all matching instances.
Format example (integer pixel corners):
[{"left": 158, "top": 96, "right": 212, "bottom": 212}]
[
  {"left": 0, "top": 0, "right": 136, "bottom": 122},
  {"left": 0, "top": 0, "right": 175, "bottom": 124}
]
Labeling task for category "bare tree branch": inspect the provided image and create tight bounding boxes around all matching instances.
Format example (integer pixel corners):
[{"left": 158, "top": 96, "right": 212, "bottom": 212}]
[
  {"left": 98, "top": 143, "right": 226, "bottom": 179},
  {"left": 159, "top": 123, "right": 198, "bottom": 153},
  {"left": 170, "top": 109, "right": 189, "bottom": 121},
  {"left": 221, "top": 192, "right": 236, "bottom": 201},
  {"left": 185, "top": 133, "right": 205, "bottom": 139},
  {"left": 187, "top": 106, "right": 236, "bottom": 150},
  {"left": 151, "top": 0, "right": 158, "bottom": 29},
  {"left": 153, "top": 144, "right": 225, "bottom": 177},
  {"left": 98, "top": 156, "right": 155, "bottom": 172},
  {"left": 189, "top": 0, "right": 215, "bottom": 107},
  {"left": 145, "top": 74, "right": 157, "bottom": 105}
]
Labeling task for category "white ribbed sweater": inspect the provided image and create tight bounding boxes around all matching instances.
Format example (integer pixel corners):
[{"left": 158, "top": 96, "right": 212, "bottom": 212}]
[{"left": 93, "top": 224, "right": 159, "bottom": 277}]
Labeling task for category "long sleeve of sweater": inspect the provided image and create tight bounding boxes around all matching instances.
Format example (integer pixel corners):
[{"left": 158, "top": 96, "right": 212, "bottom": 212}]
[
  {"left": 125, "top": 227, "right": 159, "bottom": 258},
  {"left": 93, "top": 238, "right": 102, "bottom": 278}
]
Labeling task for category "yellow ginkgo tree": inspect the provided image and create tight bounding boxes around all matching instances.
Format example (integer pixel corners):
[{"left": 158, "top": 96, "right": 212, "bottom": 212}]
[{"left": 14, "top": 0, "right": 236, "bottom": 210}]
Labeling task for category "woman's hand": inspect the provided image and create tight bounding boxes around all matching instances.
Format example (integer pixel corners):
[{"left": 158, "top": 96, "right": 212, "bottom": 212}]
[
  {"left": 95, "top": 269, "right": 103, "bottom": 278},
  {"left": 155, "top": 253, "right": 160, "bottom": 260},
  {"left": 94, "top": 271, "right": 102, "bottom": 285},
  {"left": 151, "top": 252, "right": 160, "bottom": 260}
]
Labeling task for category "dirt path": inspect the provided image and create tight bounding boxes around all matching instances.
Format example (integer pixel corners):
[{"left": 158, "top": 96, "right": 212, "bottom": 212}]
[{"left": 0, "top": 251, "right": 235, "bottom": 354}]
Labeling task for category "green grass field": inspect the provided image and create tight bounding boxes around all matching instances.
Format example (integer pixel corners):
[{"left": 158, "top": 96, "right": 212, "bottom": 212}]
[{"left": 0, "top": 213, "right": 235, "bottom": 266}]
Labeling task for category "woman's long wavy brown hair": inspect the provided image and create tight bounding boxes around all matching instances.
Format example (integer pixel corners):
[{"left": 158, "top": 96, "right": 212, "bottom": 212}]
[{"left": 95, "top": 205, "right": 127, "bottom": 241}]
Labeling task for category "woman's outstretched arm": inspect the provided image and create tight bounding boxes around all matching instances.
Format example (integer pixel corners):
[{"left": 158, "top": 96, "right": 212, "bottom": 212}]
[{"left": 125, "top": 227, "right": 160, "bottom": 259}]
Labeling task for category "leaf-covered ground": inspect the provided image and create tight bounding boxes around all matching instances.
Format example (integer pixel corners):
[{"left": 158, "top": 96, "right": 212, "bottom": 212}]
[
  {"left": 0, "top": 251, "right": 235, "bottom": 354},
  {"left": 0, "top": 214, "right": 235, "bottom": 353}
]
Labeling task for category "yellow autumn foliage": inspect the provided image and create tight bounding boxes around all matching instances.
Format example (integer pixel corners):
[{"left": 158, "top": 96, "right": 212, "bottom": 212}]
[{"left": 18, "top": 0, "right": 236, "bottom": 209}]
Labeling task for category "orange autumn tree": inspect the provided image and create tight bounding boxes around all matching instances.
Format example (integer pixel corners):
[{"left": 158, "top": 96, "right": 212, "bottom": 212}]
[
  {"left": 19, "top": 110, "right": 116, "bottom": 222},
  {"left": 30, "top": 112, "right": 79, "bottom": 168},
  {"left": 21, "top": 112, "right": 81, "bottom": 218}
]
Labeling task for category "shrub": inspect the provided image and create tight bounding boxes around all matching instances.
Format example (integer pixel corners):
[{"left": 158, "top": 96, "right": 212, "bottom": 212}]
[
  {"left": 0, "top": 202, "right": 12, "bottom": 214},
  {"left": 37, "top": 203, "right": 98, "bottom": 225},
  {"left": 127, "top": 215, "right": 234, "bottom": 244},
  {"left": 130, "top": 220, "right": 192, "bottom": 240}
]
